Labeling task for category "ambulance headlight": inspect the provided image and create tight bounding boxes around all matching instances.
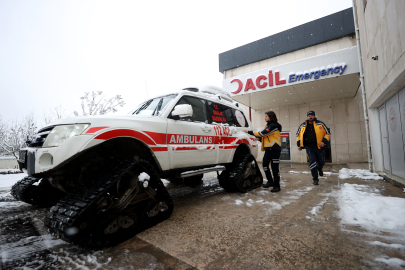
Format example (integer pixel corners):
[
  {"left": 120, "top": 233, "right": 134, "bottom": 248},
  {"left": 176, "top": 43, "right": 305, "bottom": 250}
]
[{"left": 43, "top": 124, "right": 89, "bottom": 148}]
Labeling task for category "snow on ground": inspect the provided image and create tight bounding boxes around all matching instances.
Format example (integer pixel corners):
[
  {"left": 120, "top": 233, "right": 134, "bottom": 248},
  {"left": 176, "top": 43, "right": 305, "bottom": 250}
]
[
  {"left": 309, "top": 196, "right": 330, "bottom": 216},
  {"left": 0, "top": 235, "right": 66, "bottom": 264},
  {"left": 233, "top": 185, "right": 315, "bottom": 214},
  {"left": 0, "top": 168, "right": 21, "bottom": 174},
  {"left": 338, "top": 182, "right": 405, "bottom": 266},
  {"left": 339, "top": 168, "right": 383, "bottom": 180},
  {"left": 0, "top": 172, "right": 26, "bottom": 190},
  {"left": 338, "top": 183, "right": 405, "bottom": 231}
]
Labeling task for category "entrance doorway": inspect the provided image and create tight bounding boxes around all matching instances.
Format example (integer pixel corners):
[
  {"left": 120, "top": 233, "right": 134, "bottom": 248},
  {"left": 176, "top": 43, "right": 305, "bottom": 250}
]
[
  {"left": 378, "top": 87, "right": 405, "bottom": 179},
  {"left": 280, "top": 132, "right": 291, "bottom": 161}
]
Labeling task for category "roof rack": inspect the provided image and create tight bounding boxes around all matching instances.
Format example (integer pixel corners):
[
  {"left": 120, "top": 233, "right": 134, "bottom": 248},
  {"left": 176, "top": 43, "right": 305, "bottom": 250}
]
[{"left": 182, "top": 86, "right": 234, "bottom": 103}]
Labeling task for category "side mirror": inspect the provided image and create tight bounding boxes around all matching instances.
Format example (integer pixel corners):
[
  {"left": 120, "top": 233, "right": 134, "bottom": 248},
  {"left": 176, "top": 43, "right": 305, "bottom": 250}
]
[{"left": 171, "top": 104, "right": 193, "bottom": 119}]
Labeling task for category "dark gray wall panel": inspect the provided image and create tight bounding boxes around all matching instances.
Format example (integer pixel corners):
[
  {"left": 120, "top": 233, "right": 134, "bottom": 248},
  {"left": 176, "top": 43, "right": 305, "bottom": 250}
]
[{"left": 219, "top": 8, "right": 355, "bottom": 73}]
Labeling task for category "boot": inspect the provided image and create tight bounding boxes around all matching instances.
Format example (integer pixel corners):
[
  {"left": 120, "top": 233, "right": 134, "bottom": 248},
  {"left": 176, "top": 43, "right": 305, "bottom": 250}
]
[
  {"left": 263, "top": 181, "right": 274, "bottom": 188},
  {"left": 318, "top": 168, "right": 323, "bottom": 176},
  {"left": 313, "top": 180, "right": 319, "bottom": 185},
  {"left": 271, "top": 186, "right": 281, "bottom": 192}
]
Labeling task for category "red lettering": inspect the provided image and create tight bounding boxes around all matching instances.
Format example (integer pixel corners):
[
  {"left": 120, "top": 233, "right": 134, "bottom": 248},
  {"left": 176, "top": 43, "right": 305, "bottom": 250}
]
[
  {"left": 256, "top": 75, "right": 267, "bottom": 89},
  {"left": 244, "top": 78, "right": 256, "bottom": 91},
  {"left": 269, "top": 70, "right": 273, "bottom": 86},
  {"left": 213, "top": 110, "right": 223, "bottom": 116},
  {"left": 275, "top": 71, "right": 286, "bottom": 85},
  {"left": 212, "top": 116, "right": 226, "bottom": 122},
  {"left": 231, "top": 79, "right": 243, "bottom": 94}
]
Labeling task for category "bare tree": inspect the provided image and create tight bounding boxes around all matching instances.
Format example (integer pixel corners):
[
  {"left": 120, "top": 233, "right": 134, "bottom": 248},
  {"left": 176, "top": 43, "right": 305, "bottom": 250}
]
[
  {"left": 43, "top": 105, "right": 70, "bottom": 125},
  {"left": 73, "top": 91, "right": 125, "bottom": 116}
]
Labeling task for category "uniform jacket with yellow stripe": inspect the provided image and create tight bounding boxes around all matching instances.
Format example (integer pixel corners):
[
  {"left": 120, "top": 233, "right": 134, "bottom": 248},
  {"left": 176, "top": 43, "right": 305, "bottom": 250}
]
[
  {"left": 248, "top": 121, "right": 282, "bottom": 151},
  {"left": 296, "top": 120, "right": 330, "bottom": 149}
]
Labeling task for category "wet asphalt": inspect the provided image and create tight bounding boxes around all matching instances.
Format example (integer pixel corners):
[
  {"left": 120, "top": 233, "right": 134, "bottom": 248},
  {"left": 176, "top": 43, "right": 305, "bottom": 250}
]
[{"left": 1, "top": 163, "right": 405, "bottom": 269}]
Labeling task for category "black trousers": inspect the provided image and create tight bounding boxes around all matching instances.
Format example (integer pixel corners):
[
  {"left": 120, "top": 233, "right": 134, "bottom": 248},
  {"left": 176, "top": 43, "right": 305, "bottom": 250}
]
[
  {"left": 305, "top": 146, "right": 325, "bottom": 180},
  {"left": 262, "top": 148, "right": 281, "bottom": 188}
]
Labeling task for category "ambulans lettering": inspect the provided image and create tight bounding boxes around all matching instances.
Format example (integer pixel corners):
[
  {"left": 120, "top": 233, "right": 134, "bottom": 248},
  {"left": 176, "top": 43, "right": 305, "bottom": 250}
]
[{"left": 169, "top": 135, "right": 213, "bottom": 144}]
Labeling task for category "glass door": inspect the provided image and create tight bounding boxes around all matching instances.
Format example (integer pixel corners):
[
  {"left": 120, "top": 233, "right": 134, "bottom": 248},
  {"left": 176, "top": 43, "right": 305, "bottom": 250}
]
[{"left": 280, "top": 132, "right": 291, "bottom": 161}]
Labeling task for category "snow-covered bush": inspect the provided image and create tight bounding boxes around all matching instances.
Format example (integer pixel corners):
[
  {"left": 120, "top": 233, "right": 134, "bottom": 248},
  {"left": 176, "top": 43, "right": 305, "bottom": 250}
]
[{"left": 0, "top": 112, "right": 37, "bottom": 158}]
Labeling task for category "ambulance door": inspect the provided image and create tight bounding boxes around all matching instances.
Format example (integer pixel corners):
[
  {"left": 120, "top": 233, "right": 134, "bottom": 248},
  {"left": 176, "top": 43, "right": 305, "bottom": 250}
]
[
  {"left": 167, "top": 96, "right": 217, "bottom": 169},
  {"left": 206, "top": 101, "right": 243, "bottom": 164}
]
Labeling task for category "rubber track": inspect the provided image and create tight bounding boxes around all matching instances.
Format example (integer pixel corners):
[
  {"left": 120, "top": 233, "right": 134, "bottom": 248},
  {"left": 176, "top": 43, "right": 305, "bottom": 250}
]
[
  {"left": 218, "top": 154, "right": 263, "bottom": 193},
  {"left": 11, "top": 176, "right": 40, "bottom": 202},
  {"left": 44, "top": 159, "right": 173, "bottom": 248},
  {"left": 11, "top": 176, "right": 64, "bottom": 207}
]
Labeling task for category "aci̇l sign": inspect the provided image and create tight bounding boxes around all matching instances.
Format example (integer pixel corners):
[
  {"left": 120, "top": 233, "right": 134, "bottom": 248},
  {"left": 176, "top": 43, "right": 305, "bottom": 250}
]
[
  {"left": 222, "top": 46, "right": 360, "bottom": 96},
  {"left": 230, "top": 64, "right": 347, "bottom": 94}
]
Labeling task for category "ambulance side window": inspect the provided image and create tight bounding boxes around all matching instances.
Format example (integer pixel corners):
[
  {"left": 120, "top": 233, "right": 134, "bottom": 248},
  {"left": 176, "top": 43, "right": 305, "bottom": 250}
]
[
  {"left": 207, "top": 101, "right": 235, "bottom": 126},
  {"left": 170, "top": 96, "right": 208, "bottom": 123}
]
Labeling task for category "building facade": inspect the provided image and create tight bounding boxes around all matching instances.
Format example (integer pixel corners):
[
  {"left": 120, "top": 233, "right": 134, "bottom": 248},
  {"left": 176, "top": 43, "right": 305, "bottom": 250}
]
[
  {"left": 218, "top": 4, "right": 405, "bottom": 182},
  {"left": 353, "top": 0, "right": 405, "bottom": 181}
]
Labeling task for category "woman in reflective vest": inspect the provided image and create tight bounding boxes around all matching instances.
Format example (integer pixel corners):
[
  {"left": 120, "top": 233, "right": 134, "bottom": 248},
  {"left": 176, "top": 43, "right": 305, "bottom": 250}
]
[{"left": 243, "top": 111, "right": 282, "bottom": 192}]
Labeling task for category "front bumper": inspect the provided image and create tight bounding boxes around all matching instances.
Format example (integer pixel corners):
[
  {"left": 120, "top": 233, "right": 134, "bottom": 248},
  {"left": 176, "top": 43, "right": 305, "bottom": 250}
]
[
  {"left": 19, "top": 135, "right": 98, "bottom": 176},
  {"left": 18, "top": 149, "right": 36, "bottom": 175}
]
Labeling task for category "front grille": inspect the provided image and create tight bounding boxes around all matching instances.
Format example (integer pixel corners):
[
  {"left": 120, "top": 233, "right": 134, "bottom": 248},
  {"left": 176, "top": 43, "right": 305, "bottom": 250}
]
[{"left": 27, "top": 126, "right": 55, "bottom": 147}]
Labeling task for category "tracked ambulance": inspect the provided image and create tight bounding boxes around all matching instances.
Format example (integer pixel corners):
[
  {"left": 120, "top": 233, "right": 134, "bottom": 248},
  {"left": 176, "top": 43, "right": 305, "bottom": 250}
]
[{"left": 12, "top": 86, "right": 263, "bottom": 247}]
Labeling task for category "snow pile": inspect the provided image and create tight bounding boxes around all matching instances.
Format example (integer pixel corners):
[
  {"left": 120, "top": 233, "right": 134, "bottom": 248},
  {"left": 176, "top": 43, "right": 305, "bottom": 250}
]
[
  {"left": 49, "top": 249, "right": 112, "bottom": 269},
  {"left": 235, "top": 199, "right": 243, "bottom": 205},
  {"left": 374, "top": 257, "right": 405, "bottom": 267},
  {"left": 338, "top": 183, "right": 405, "bottom": 231},
  {"left": 138, "top": 172, "right": 150, "bottom": 183},
  {"left": 0, "top": 192, "right": 14, "bottom": 201},
  {"left": 0, "top": 173, "right": 27, "bottom": 190},
  {"left": 368, "top": 241, "right": 405, "bottom": 249},
  {"left": 309, "top": 196, "right": 329, "bottom": 216},
  {"left": 0, "top": 235, "right": 65, "bottom": 264},
  {"left": 0, "top": 169, "right": 22, "bottom": 174},
  {"left": 262, "top": 201, "right": 282, "bottom": 210},
  {"left": 339, "top": 168, "right": 383, "bottom": 180}
]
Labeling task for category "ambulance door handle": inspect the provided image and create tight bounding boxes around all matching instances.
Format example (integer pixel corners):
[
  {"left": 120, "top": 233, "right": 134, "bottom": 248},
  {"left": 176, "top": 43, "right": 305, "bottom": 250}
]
[{"left": 201, "top": 126, "right": 212, "bottom": 133}]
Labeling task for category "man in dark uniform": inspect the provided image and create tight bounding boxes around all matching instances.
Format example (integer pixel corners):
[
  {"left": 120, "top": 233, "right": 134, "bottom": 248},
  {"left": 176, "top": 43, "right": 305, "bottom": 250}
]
[{"left": 296, "top": 111, "right": 331, "bottom": 185}]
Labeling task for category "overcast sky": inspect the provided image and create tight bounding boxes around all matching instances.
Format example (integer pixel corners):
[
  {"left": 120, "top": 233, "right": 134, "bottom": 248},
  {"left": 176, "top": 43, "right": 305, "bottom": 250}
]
[{"left": 0, "top": 0, "right": 352, "bottom": 128}]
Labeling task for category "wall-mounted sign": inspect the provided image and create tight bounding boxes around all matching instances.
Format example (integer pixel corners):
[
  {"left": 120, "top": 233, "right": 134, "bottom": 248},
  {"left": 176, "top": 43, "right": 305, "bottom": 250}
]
[{"left": 222, "top": 46, "right": 360, "bottom": 96}]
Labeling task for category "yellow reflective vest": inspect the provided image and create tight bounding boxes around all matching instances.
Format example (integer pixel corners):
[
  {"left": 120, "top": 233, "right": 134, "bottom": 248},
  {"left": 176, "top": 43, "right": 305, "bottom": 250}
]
[
  {"left": 296, "top": 120, "right": 330, "bottom": 149},
  {"left": 249, "top": 121, "right": 282, "bottom": 151}
]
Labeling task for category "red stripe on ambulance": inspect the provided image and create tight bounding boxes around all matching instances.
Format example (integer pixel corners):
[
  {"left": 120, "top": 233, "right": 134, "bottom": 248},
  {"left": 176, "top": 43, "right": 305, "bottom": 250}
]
[{"left": 95, "top": 129, "right": 157, "bottom": 145}]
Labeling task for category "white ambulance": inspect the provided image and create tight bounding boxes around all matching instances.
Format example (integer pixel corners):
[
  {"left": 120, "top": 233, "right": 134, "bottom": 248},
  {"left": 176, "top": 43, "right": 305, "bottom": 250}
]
[{"left": 12, "top": 86, "right": 263, "bottom": 247}]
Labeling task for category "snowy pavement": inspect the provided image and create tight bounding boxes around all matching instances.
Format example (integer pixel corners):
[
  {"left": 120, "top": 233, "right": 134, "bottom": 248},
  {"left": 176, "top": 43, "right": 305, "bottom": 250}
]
[{"left": 1, "top": 164, "right": 405, "bottom": 269}]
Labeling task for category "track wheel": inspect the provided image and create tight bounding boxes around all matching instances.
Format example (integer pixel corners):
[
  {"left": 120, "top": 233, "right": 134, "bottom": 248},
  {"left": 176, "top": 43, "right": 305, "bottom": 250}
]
[
  {"left": 232, "top": 154, "right": 263, "bottom": 193},
  {"left": 11, "top": 177, "right": 65, "bottom": 207}
]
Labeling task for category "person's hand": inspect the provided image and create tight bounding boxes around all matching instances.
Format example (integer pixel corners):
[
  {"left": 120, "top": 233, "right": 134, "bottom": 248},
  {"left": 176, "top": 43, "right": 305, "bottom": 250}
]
[
  {"left": 298, "top": 147, "right": 302, "bottom": 151},
  {"left": 319, "top": 142, "right": 325, "bottom": 148},
  {"left": 256, "top": 137, "right": 261, "bottom": 141},
  {"left": 242, "top": 130, "right": 248, "bottom": 133}
]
